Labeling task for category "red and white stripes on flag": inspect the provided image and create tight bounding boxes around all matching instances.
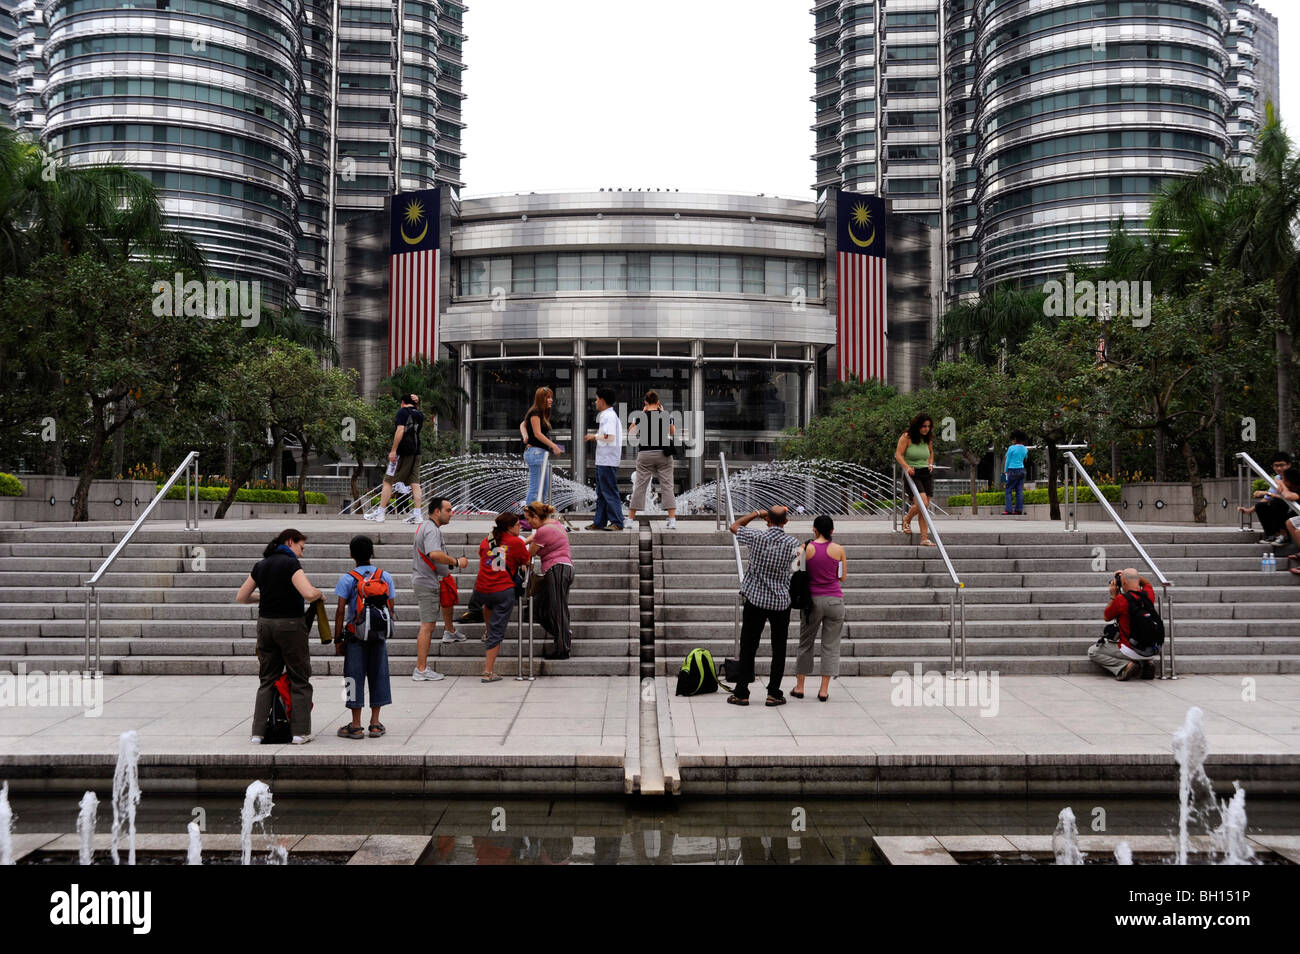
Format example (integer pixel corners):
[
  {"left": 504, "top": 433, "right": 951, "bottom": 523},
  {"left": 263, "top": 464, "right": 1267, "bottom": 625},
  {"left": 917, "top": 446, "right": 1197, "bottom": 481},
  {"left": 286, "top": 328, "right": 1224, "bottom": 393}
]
[
  {"left": 837, "top": 249, "right": 887, "bottom": 382},
  {"left": 388, "top": 248, "right": 439, "bottom": 373}
]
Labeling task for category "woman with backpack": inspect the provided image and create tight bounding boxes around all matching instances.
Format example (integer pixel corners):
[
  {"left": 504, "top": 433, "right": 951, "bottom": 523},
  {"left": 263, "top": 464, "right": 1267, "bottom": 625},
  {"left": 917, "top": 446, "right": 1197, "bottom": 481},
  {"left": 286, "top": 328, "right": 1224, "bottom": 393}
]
[
  {"left": 627, "top": 390, "right": 678, "bottom": 529},
  {"left": 477, "top": 512, "right": 530, "bottom": 682},
  {"left": 792, "top": 515, "right": 847, "bottom": 702},
  {"left": 236, "top": 529, "right": 323, "bottom": 745},
  {"left": 520, "top": 386, "right": 563, "bottom": 506},
  {"left": 332, "top": 535, "right": 395, "bottom": 738},
  {"left": 524, "top": 501, "right": 574, "bottom": 660}
]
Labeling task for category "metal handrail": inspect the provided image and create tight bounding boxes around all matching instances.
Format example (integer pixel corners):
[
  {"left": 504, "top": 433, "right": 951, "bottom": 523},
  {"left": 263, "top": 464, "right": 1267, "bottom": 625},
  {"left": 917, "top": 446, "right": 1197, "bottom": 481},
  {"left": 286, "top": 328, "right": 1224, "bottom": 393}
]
[
  {"left": 1235, "top": 451, "right": 1300, "bottom": 532},
  {"left": 515, "top": 559, "right": 537, "bottom": 682},
  {"left": 719, "top": 454, "right": 747, "bottom": 660},
  {"left": 901, "top": 470, "right": 967, "bottom": 675},
  {"left": 1062, "top": 451, "right": 1176, "bottom": 679},
  {"left": 83, "top": 451, "right": 199, "bottom": 673}
]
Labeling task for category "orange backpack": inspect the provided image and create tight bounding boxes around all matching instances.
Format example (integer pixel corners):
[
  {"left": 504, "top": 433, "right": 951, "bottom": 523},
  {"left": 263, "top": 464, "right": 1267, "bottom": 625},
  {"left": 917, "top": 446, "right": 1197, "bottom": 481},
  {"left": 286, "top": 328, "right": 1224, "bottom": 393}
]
[{"left": 347, "top": 567, "right": 392, "bottom": 641}]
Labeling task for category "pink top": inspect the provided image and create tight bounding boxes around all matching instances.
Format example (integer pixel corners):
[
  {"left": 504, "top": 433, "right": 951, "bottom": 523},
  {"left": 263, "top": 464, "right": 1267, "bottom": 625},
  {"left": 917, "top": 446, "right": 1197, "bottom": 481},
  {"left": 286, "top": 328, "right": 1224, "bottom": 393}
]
[
  {"left": 533, "top": 521, "right": 573, "bottom": 574},
  {"left": 807, "top": 540, "right": 842, "bottom": 597}
]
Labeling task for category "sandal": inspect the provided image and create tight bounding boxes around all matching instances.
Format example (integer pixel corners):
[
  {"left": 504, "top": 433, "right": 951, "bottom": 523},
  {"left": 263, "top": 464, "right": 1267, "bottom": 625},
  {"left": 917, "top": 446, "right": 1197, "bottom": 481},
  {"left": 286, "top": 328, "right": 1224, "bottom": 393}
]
[
  {"left": 337, "top": 724, "right": 364, "bottom": 740},
  {"left": 367, "top": 723, "right": 386, "bottom": 738},
  {"left": 481, "top": 672, "right": 502, "bottom": 683},
  {"left": 790, "top": 690, "right": 804, "bottom": 699},
  {"left": 920, "top": 539, "right": 937, "bottom": 547},
  {"left": 818, "top": 693, "right": 829, "bottom": 702},
  {"left": 726, "top": 694, "right": 749, "bottom": 706},
  {"left": 901, "top": 520, "right": 912, "bottom": 535},
  {"left": 765, "top": 695, "right": 786, "bottom": 707}
]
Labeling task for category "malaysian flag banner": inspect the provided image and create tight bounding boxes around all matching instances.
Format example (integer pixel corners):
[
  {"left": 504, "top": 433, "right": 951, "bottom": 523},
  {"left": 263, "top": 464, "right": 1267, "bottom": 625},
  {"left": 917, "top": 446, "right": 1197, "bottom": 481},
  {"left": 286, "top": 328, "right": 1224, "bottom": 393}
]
[
  {"left": 388, "top": 187, "right": 440, "bottom": 372},
  {"left": 835, "top": 190, "right": 887, "bottom": 382}
]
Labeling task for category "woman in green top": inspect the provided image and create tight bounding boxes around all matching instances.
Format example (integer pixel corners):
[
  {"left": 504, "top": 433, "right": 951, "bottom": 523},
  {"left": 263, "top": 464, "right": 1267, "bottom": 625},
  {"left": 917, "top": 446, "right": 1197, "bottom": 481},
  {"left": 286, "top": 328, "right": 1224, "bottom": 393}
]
[{"left": 894, "top": 413, "right": 936, "bottom": 546}]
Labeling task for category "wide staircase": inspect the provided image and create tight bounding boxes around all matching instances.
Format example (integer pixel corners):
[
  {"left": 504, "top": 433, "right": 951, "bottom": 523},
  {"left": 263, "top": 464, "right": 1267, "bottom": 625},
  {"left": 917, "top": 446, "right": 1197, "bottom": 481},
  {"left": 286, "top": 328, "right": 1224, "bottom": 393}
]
[
  {"left": 654, "top": 527, "right": 1300, "bottom": 675},
  {"left": 0, "top": 526, "right": 639, "bottom": 676}
]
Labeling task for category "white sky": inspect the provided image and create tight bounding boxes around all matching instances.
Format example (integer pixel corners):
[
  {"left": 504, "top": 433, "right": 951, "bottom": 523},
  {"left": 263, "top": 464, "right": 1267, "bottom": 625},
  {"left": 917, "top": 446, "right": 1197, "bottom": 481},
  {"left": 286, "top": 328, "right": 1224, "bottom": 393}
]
[{"left": 460, "top": 1, "right": 1296, "bottom": 200}]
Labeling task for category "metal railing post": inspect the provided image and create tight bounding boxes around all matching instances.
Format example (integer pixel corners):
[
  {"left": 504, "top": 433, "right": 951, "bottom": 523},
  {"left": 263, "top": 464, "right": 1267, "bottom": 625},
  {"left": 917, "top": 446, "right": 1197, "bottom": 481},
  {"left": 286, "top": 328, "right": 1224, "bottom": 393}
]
[
  {"left": 1237, "top": 457, "right": 1250, "bottom": 531},
  {"left": 892, "top": 462, "right": 899, "bottom": 533},
  {"left": 94, "top": 589, "right": 102, "bottom": 674},
  {"left": 83, "top": 587, "right": 92, "bottom": 673},
  {"left": 715, "top": 471, "right": 722, "bottom": 531},
  {"left": 902, "top": 470, "right": 966, "bottom": 679}
]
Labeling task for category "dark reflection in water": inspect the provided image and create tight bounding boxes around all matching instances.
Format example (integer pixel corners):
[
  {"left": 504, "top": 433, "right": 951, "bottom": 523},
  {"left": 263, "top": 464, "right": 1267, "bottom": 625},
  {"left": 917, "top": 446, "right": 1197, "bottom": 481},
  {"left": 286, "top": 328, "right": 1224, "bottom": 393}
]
[{"left": 8, "top": 795, "right": 1299, "bottom": 866}]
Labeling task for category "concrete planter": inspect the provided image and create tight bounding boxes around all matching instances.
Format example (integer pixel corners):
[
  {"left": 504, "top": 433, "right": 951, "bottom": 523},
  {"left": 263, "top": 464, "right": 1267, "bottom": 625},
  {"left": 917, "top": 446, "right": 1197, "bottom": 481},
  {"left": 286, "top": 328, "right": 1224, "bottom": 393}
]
[
  {"left": 1121, "top": 479, "right": 1242, "bottom": 525},
  {"left": 0, "top": 476, "right": 337, "bottom": 523}
]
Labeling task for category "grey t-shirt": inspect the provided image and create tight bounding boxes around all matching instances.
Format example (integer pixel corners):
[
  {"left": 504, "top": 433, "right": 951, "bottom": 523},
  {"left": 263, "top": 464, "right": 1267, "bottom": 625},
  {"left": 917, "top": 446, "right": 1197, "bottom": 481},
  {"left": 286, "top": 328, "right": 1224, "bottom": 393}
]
[{"left": 412, "top": 520, "right": 451, "bottom": 588}]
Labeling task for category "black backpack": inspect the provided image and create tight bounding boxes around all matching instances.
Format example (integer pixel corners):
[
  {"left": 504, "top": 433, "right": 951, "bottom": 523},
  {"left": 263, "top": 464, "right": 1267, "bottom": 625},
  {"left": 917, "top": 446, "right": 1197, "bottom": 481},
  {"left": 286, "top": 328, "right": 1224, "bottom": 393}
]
[
  {"left": 789, "top": 540, "right": 813, "bottom": 611},
  {"left": 1123, "top": 590, "right": 1165, "bottom": 654},
  {"left": 262, "top": 676, "right": 292, "bottom": 744},
  {"left": 676, "top": 648, "right": 730, "bottom": 696}
]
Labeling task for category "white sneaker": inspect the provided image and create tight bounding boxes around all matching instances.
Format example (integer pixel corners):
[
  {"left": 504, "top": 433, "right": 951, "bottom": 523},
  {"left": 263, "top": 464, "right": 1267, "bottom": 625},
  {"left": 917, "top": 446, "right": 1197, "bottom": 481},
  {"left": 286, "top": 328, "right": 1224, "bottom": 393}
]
[
  {"left": 412, "top": 667, "right": 446, "bottom": 681},
  {"left": 403, "top": 511, "right": 424, "bottom": 525},
  {"left": 363, "top": 507, "right": 385, "bottom": 522},
  {"left": 290, "top": 735, "right": 311, "bottom": 745},
  {"left": 249, "top": 735, "right": 262, "bottom": 744},
  {"left": 665, "top": 518, "right": 677, "bottom": 529},
  {"left": 441, "top": 630, "right": 466, "bottom": 643}
]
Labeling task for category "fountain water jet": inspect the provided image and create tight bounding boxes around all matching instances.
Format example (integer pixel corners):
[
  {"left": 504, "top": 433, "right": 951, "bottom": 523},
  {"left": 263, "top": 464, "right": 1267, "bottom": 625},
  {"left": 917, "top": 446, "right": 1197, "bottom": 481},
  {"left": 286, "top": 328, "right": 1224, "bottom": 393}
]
[
  {"left": 1212, "top": 784, "right": 1256, "bottom": 865},
  {"left": 187, "top": 821, "right": 203, "bottom": 866},
  {"left": 77, "top": 791, "right": 98, "bottom": 865},
  {"left": 240, "top": 781, "right": 274, "bottom": 865},
  {"left": 1114, "top": 842, "right": 1133, "bottom": 865},
  {"left": 0, "top": 782, "right": 13, "bottom": 865},
  {"left": 1053, "top": 807, "right": 1085, "bottom": 865},
  {"left": 110, "top": 730, "right": 141, "bottom": 865}
]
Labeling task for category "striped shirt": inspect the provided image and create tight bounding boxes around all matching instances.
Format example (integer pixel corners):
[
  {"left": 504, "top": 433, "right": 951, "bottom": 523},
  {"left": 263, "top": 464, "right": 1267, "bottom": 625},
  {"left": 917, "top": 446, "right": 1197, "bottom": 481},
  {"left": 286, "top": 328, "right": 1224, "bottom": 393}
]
[{"left": 736, "top": 525, "right": 801, "bottom": 611}]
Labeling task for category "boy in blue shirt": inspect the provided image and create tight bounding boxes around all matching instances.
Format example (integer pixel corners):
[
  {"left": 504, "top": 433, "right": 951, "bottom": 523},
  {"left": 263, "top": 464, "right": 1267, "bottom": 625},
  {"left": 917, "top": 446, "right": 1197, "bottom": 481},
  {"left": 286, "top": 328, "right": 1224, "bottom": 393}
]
[
  {"left": 333, "top": 535, "right": 394, "bottom": 739},
  {"left": 1004, "top": 431, "right": 1029, "bottom": 515}
]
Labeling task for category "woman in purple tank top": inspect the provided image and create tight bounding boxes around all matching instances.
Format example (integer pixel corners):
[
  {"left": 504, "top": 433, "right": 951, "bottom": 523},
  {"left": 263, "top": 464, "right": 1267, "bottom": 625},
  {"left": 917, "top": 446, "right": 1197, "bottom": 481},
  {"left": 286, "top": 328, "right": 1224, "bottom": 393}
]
[{"left": 793, "top": 515, "right": 847, "bottom": 702}]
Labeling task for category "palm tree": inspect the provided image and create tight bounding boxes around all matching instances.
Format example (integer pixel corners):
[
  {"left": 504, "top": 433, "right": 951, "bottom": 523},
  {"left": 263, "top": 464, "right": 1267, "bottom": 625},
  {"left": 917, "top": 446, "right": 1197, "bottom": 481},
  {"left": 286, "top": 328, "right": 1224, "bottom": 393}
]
[
  {"left": 0, "top": 126, "right": 204, "bottom": 278},
  {"left": 931, "top": 284, "right": 1048, "bottom": 367},
  {"left": 380, "top": 355, "right": 469, "bottom": 428}
]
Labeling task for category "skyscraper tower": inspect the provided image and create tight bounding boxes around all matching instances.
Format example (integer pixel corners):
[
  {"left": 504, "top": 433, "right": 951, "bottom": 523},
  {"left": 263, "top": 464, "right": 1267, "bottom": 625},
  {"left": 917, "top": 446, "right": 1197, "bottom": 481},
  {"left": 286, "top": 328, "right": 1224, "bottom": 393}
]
[
  {"left": 812, "top": 0, "right": 1282, "bottom": 302},
  {"left": 33, "top": 0, "right": 467, "bottom": 330},
  {"left": 0, "top": 1, "right": 16, "bottom": 121}
]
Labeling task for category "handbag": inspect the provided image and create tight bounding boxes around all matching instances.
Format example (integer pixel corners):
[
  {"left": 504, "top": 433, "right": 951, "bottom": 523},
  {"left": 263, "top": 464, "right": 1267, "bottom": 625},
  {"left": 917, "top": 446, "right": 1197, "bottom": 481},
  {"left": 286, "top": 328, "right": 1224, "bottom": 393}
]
[
  {"left": 789, "top": 540, "right": 813, "bottom": 611},
  {"left": 527, "top": 568, "right": 545, "bottom": 599}
]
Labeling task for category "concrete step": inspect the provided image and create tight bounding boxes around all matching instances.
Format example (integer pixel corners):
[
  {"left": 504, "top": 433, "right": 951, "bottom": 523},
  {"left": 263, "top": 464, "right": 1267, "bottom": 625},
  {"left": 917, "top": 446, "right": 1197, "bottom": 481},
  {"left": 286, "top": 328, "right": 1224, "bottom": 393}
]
[
  {"left": 653, "top": 586, "right": 1300, "bottom": 605},
  {"left": 655, "top": 619, "right": 1300, "bottom": 639},
  {"left": 653, "top": 654, "right": 1300, "bottom": 676},
  {"left": 654, "top": 601, "right": 1300, "bottom": 623},
  {"left": 0, "top": 655, "right": 639, "bottom": 677},
  {"left": 655, "top": 636, "right": 1300, "bottom": 658},
  {"left": 0, "top": 619, "right": 640, "bottom": 639},
  {"left": 8, "top": 602, "right": 638, "bottom": 622},
  {"left": 0, "top": 636, "right": 637, "bottom": 658}
]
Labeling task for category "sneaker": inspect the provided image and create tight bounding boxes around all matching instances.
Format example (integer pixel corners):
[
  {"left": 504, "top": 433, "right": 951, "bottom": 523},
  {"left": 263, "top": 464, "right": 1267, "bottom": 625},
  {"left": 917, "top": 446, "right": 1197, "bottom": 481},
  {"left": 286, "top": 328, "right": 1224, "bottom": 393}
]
[
  {"left": 583, "top": 523, "right": 602, "bottom": 531},
  {"left": 441, "top": 630, "right": 467, "bottom": 643},
  {"left": 249, "top": 735, "right": 262, "bottom": 744},
  {"left": 1117, "top": 661, "right": 1141, "bottom": 681},
  {"left": 1141, "top": 661, "right": 1157, "bottom": 680},
  {"left": 403, "top": 511, "right": 423, "bottom": 525},
  {"left": 362, "top": 507, "right": 382, "bottom": 521},
  {"left": 665, "top": 518, "right": 677, "bottom": 529},
  {"left": 290, "top": 735, "right": 312, "bottom": 745},
  {"left": 605, "top": 524, "right": 623, "bottom": 531},
  {"left": 412, "top": 667, "right": 446, "bottom": 681}
]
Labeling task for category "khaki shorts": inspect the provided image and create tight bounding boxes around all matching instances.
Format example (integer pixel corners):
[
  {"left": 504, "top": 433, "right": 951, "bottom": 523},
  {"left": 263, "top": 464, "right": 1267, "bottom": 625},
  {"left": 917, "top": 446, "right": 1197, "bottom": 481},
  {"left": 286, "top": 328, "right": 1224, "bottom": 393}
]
[
  {"left": 385, "top": 454, "right": 420, "bottom": 486},
  {"left": 414, "top": 584, "right": 441, "bottom": 623}
]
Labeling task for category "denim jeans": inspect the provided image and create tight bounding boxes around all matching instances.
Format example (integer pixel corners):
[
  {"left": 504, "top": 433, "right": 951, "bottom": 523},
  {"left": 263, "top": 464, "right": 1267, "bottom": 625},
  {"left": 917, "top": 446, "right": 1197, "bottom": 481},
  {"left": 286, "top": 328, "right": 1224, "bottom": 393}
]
[
  {"left": 343, "top": 636, "right": 391, "bottom": 709},
  {"left": 593, "top": 465, "right": 623, "bottom": 528},
  {"left": 524, "top": 445, "right": 548, "bottom": 506},
  {"left": 1004, "top": 468, "right": 1025, "bottom": 512}
]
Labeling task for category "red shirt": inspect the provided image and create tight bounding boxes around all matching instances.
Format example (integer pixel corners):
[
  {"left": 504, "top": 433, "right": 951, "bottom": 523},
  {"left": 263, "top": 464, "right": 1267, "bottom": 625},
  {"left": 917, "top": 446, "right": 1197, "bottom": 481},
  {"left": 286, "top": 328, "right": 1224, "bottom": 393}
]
[
  {"left": 1104, "top": 582, "right": 1156, "bottom": 652},
  {"left": 475, "top": 533, "right": 528, "bottom": 593}
]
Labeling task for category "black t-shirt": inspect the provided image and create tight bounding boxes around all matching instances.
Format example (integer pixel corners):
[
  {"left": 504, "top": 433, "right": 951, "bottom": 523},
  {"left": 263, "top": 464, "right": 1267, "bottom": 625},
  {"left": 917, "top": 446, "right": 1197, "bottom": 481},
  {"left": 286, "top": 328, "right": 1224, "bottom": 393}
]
[
  {"left": 396, "top": 406, "right": 424, "bottom": 456},
  {"left": 251, "top": 551, "right": 305, "bottom": 619},
  {"left": 639, "top": 409, "right": 671, "bottom": 452},
  {"left": 524, "top": 409, "right": 551, "bottom": 449}
]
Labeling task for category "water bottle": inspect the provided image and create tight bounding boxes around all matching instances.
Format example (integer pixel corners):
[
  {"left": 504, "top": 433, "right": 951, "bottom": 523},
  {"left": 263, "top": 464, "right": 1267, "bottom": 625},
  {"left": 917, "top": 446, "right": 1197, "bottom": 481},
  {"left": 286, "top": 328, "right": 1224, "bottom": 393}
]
[
  {"left": 1260, "top": 551, "right": 1274, "bottom": 573},
  {"left": 1267, "top": 552, "right": 1277, "bottom": 573}
]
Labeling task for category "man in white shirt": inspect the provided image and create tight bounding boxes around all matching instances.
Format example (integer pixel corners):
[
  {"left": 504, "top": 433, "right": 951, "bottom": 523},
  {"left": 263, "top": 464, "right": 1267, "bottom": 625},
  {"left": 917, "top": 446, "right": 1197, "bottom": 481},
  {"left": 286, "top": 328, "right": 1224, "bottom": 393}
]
[{"left": 584, "top": 387, "right": 624, "bottom": 530}]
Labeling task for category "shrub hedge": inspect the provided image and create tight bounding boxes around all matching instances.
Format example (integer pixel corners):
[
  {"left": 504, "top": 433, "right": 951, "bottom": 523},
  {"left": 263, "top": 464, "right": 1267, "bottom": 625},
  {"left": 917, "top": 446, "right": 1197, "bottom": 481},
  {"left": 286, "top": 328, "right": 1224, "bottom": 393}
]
[
  {"left": 946, "top": 484, "right": 1121, "bottom": 507},
  {"left": 0, "top": 473, "right": 24, "bottom": 497},
  {"left": 158, "top": 484, "right": 328, "bottom": 505}
]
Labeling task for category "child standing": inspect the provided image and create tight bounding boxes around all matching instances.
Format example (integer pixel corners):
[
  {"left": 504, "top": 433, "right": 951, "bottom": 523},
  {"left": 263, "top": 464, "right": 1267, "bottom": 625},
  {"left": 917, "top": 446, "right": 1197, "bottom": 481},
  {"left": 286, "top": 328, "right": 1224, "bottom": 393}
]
[{"left": 333, "top": 535, "right": 394, "bottom": 738}]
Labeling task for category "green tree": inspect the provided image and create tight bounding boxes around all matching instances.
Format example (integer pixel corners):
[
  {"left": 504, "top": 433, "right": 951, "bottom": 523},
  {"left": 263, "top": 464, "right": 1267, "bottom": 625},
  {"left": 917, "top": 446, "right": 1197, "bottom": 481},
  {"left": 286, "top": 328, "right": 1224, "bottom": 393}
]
[
  {"left": 928, "top": 359, "right": 1011, "bottom": 514},
  {"left": 780, "top": 378, "right": 923, "bottom": 466},
  {"left": 379, "top": 356, "right": 467, "bottom": 427},
  {"left": 932, "top": 284, "right": 1048, "bottom": 367},
  {"left": 0, "top": 254, "right": 229, "bottom": 520}
]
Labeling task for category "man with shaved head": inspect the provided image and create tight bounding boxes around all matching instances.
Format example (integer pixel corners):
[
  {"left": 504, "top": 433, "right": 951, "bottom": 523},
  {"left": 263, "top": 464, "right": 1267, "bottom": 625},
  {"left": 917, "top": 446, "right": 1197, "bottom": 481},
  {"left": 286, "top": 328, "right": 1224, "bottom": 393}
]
[
  {"left": 1089, "top": 566, "right": 1160, "bottom": 680},
  {"left": 727, "top": 505, "right": 802, "bottom": 706}
]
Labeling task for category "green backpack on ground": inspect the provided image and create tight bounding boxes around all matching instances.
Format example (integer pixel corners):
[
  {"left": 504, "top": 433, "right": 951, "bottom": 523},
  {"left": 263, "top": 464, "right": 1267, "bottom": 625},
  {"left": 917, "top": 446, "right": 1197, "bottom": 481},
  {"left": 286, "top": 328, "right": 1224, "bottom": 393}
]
[{"left": 676, "top": 648, "right": 730, "bottom": 696}]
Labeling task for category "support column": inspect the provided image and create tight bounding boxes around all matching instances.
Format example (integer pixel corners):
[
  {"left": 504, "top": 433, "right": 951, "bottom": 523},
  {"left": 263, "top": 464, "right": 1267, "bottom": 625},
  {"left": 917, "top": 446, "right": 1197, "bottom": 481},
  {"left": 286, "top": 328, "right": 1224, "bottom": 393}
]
[
  {"left": 459, "top": 343, "right": 472, "bottom": 448},
  {"left": 690, "top": 340, "right": 704, "bottom": 489},
  {"left": 572, "top": 341, "right": 587, "bottom": 485},
  {"left": 802, "top": 343, "right": 816, "bottom": 428}
]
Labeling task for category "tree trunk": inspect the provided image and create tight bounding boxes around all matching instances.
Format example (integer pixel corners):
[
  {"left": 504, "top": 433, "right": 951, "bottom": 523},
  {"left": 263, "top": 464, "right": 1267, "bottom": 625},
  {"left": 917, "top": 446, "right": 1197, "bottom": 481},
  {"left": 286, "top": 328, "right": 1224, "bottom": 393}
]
[
  {"left": 965, "top": 450, "right": 979, "bottom": 515},
  {"left": 297, "top": 441, "right": 310, "bottom": 514},
  {"left": 111, "top": 408, "right": 125, "bottom": 478},
  {"left": 1179, "top": 437, "right": 1208, "bottom": 524},
  {"left": 215, "top": 462, "right": 254, "bottom": 519},
  {"left": 1154, "top": 427, "right": 1167, "bottom": 482},
  {"left": 1278, "top": 328, "right": 1294, "bottom": 454},
  {"left": 1213, "top": 374, "right": 1225, "bottom": 479},
  {"left": 73, "top": 414, "right": 109, "bottom": 522},
  {"left": 1047, "top": 441, "right": 1060, "bottom": 521}
]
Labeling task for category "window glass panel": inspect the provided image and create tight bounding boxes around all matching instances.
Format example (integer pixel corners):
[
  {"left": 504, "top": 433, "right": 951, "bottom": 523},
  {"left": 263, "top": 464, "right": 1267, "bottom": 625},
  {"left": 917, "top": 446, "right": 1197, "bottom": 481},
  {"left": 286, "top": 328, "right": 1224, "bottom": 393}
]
[
  {"left": 628, "top": 252, "right": 650, "bottom": 291},
  {"left": 580, "top": 253, "right": 603, "bottom": 290},
  {"left": 650, "top": 254, "right": 673, "bottom": 290},
  {"left": 604, "top": 253, "right": 627, "bottom": 291},
  {"left": 718, "top": 255, "right": 742, "bottom": 293},
  {"left": 557, "top": 253, "right": 580, "bottom": 290},
  {"left": 534, "top": 253, "right": 557, "bottom": 292}
]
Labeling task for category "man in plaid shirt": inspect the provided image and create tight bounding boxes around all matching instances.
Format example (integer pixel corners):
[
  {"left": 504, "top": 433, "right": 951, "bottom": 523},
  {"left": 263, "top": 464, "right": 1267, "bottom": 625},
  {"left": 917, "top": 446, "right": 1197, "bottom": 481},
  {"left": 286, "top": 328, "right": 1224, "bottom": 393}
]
[{"left": 728, "top": 505, "right": 801, "bottom": 705}]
